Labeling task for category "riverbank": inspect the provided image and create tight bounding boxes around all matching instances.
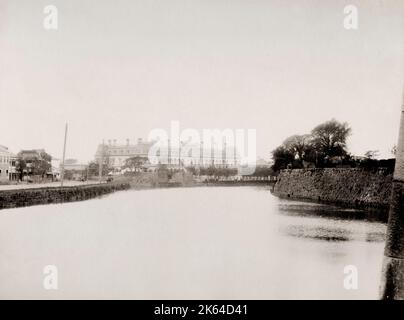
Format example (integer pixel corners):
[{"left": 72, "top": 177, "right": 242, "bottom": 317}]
[
  {"left": 0, "top": 180, "right": 95, "bottom": 191},
  {"left": 0, "top": 171, "right": 199, "bottom": 210},
  {"left": 272, "top": 168, "right": 392, "bottom": 212},
  {"left": 0, "top": 182, "right": 131, "bottom": 210}
]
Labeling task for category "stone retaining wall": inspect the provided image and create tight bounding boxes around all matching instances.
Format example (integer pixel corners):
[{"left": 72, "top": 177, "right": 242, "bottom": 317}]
[
  {"left": 0, "top": 182, "right": 130, "bottom": 210},
  {"left": 273, "top": 168, "right": 392, "bottom": 210}
]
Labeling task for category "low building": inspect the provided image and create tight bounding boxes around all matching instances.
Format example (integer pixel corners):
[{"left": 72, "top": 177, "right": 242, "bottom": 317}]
[
  {"left": 0, "top": 145, "right": 17, "bottom": 182},
  {"left": 61, "top": 159, "right": 87, "bottom": 180},
  {"left": 51, "top": 158, "right": 61, "bottom": 181}
]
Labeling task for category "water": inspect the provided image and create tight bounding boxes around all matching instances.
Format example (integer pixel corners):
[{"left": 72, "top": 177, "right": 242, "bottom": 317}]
[{"left": 0, "top": 186, "right": 386, "bottom": 299}]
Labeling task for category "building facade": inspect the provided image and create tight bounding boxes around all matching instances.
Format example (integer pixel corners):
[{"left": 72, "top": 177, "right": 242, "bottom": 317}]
[
  {"left": 95, "top": 139, "right": 152, "bottom": 169},
  {"left": 0, "top": 145, "right": 17, "bottom": 182},
  {"left": 95, "top": 138, "right": 241, "bottom": 170}
]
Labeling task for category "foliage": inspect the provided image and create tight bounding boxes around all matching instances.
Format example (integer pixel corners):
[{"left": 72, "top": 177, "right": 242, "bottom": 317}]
[
  {"left": 87, "top": 161, "right": 110, "bottom": 177},
  {"left": 123, "top": 156, "right": 148, "bottom": 171},
  {"left": 271, "top": 119, "right": 352, "bottom": 171},
  {"left": 311, "top": 119, "right": 351, "bottom": 159},
  {"left": 271, "top": 145, "right": 295, "bottom": 171},
  {"left": 15, "top": 159, "right": 27, "bottom": 180},
  {"left": 31, "top": 151, "right": 52, "bottom": 177}
]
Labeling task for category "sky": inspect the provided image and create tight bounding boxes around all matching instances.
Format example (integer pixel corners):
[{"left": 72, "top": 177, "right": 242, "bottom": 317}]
[{"left": 0, "top": 0, "right": 403, "bottom": 162}]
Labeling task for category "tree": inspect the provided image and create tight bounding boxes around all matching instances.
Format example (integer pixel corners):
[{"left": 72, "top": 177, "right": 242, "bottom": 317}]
[
  {"left": 271, "top": 145, "right": 295, "bottom": 172},
  {"left": 283, "top": 134, "right": 313, "bottom": 165},
  {"left": 15, "top": 159, "right": 27, "bottom": 181},
  {"left": 124, "top": 156, "right": 148, "bottom": 172},
  {"left": 311, "top": 119, "right": 351, "bottom": 161},
  {"left": 31, "top": 151, "right": 52, "bottom": 178},
  {"left": 87, "top": 161, "right": 110, "bottom": 177}
]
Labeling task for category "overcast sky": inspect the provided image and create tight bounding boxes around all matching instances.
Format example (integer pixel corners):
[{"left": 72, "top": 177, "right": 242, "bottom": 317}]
[{"left": 1, "top": 0, "right": 403, "bottom": 162}]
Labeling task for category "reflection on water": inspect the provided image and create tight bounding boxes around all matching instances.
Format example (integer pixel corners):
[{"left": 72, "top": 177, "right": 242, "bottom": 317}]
[
  {"left": 278, "top": 200, "right": 388, "bottom": 222},
  {"left": 278, "top": 200, "right": 386, "bottom": 243},
  {"left": 0, "top": 186, "right": 387, "bottom": 299}
]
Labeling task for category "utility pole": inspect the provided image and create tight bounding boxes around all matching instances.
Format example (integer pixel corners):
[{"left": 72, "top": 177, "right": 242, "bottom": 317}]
[
  {"left": 86, "top": 162, "right": 89, "bottom": 183},
  {"left": 60, "top": 123, "right": 68, "bottom": 187},
  {"left": 98, "top": 139, "right": 104, "bottom": 183},
  {"left": 380, "top": 88, "right": 404, "bottom": 299}
]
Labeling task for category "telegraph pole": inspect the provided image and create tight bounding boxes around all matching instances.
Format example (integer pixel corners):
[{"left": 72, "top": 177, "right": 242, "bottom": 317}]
[
  {"left": 98, "top": 139, "right": 104, "bottom": 183},
  {"left": 60, "top": 123, "right": 68, "bottom": 187},
  {"left": 380, "top": 88, "right": 404, "bottom": 299}
]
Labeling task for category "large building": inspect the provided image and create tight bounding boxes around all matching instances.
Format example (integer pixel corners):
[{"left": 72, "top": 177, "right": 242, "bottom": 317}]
[
  {"left": 0, "top": 145, "right": 17, "bottom": 182},
  {"left": 95, "top": 139, "right": 152, "bottom": 169},
  {"left": 95, "top": 138, "right": 241, "bottom": 170}
]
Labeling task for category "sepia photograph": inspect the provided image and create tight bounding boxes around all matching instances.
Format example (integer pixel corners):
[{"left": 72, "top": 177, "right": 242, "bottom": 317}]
[{"left": 1, "top": 0, "right": 404, "bottom": 307}]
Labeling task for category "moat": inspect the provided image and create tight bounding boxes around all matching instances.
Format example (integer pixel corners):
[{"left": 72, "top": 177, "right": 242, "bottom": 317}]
[{"left": 0, "top": 186, "right": 386, "bottom": 299}]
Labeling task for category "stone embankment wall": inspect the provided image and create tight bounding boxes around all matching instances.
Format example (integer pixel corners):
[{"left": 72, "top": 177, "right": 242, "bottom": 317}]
[
  {"left": 273, "top": 168, "right": 393, "bottom": 210},
  {"left": 0, "top": 182, "right": 130, "bottom": 210}
]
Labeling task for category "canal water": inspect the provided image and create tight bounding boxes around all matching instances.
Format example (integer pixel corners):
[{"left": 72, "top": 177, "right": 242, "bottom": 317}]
[{"left": 0, "top": 187, "right": 386, "bottom": 299}]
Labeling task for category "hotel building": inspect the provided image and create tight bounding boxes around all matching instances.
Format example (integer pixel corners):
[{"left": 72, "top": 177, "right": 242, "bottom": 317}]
[{"left": 95, "top": 138, "right": 241, "bottom": 170}]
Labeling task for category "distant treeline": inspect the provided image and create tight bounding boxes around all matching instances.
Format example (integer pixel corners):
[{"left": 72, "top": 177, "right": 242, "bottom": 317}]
[{"left": 271, "top": 118, "right": 395, "bottom": 173}]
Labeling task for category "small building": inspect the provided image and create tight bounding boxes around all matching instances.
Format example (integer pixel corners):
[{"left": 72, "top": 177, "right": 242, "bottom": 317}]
[
  {"left": 0, "top": 145, "right": 17, "bottom": 182},
  {"left": 51, "top": 158, "right": 61, "bottom": 181},
  {"left": 61, "top": 159, "right": 87, "bottom": 180}
]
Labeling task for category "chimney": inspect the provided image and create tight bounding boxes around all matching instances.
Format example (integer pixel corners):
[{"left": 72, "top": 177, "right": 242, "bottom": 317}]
[
  {"left": 137, "top": 138, "right": 143, "bottom": 144},
  {"left": 126, "top": 138, "right": 130, "bottom": 146},
  {"left": 113, "top": 139, "right": 117, "bottom": 146}
]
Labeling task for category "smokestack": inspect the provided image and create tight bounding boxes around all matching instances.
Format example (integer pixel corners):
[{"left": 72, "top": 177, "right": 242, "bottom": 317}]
[{"left": 126, "top": 139, "right": 130, "bottom": 146}]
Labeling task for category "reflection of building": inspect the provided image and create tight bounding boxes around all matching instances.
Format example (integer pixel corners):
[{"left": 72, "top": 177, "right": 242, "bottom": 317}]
[
  {"left": 95, "top": 138, "right": 241, "bottom": 169},
  {"left": 0, "top": 145, "right": 17, "bottom": 182}
]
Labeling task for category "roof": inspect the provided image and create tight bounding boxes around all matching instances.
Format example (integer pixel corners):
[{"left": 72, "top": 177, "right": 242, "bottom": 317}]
[{"left": 0, "top": 145, "right": 16, "bottom": 157}]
